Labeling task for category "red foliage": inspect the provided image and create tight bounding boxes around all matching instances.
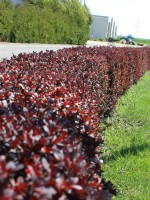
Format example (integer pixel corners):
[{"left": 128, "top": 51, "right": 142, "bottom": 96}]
[{"left": 0, "top": 46, "right": 150, "bottom": 199}]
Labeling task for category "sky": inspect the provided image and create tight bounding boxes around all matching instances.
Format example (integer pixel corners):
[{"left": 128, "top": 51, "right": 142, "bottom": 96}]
[{"left": 84, "top": 0, "right": 150, "bottom": 39}]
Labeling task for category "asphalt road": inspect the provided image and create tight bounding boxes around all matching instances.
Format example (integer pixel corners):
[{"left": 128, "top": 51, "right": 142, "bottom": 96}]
[
  {"left": 0, "top": 40, "right": 140, "bottom": 61},
  {"left": 0, "top": 43, "right": 79, "bottom": 61},
  {"left": 0, "top": 41, "right": 113, "bottom": 61}
]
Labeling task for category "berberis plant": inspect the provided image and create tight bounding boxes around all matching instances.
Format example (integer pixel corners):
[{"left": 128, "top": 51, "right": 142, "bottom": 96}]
[{"left": 0, "top": 46, "right": 150, "bottom": 199}]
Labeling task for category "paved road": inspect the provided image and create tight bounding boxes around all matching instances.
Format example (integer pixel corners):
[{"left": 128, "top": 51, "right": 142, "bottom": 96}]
[
  {"left": 1, "top": 40, "right": 131, "bottom": 61},
  {"left": 0, "top": 43, "right": 79, "bottom": 61}
]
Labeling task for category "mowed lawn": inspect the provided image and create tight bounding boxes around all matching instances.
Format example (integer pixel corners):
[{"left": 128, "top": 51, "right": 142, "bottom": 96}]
[
  {"left": 133, "top": 38, "right": 150, "bottom": 45},
  {"left": 102, "top": 71, "right": 150, "bottom": 200}
]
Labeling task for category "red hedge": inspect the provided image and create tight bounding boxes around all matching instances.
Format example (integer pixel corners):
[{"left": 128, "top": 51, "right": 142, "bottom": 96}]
[{"left": 0, "top": 46, "right": 150, "bottom": 199}]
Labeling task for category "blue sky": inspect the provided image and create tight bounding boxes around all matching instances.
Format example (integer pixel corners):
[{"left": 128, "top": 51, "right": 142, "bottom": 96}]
[{"left": 84, "top": 0, "right": 150, "bottom": 39}]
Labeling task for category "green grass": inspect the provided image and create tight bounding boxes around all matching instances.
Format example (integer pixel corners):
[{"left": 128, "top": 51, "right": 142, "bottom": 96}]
[
  {"left": 102, "top": 71, "right": 150, "bottom": 200},
  {"left": 133, "top": 38, "right": 150, "bottom": 45}
]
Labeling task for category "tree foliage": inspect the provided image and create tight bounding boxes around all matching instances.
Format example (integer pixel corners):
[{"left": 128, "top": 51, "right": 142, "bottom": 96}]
[
  {"left": 0, "top": 0, "right": 14, "bottom": 42},
  {"left": 0, "top": 0, "right": 91, "bottom": 44}
]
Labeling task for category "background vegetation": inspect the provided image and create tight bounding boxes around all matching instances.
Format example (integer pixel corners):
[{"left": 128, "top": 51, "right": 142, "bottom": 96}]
[
  {"left": 132, "top": 38, "right": 150, "bottom": 45},
  {"left": 0, "top": 0, "right": 92, "bottom": 44}
]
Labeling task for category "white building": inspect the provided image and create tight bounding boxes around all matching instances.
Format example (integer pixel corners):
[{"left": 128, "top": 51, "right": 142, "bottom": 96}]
[{"left": 90, "top": 15, "right": 118, "bottom": 39}]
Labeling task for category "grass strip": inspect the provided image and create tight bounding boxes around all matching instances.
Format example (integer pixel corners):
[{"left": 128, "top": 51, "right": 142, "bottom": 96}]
[
  {"left": 102, "top": 71, "right": 150, "bottom": 200},
  {"left": 133, "top": 38, "right": 150, "bottom": 45}
]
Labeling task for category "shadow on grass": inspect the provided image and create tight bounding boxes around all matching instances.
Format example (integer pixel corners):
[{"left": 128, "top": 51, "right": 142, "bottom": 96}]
[{"left": 104, "top": 142, "right": 150, "bottom": 162}]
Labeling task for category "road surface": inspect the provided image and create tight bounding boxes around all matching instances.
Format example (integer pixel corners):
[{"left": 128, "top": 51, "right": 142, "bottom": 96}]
[
  {"left": 0, "top": 40, "right": 132, "bottom": 61},
  {"left": 0, "top": 43, "right": 78, "bottom": 61}
]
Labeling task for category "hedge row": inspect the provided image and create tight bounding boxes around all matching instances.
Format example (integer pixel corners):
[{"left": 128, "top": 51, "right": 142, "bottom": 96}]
[{"left": 0, "top": 46, "right": 150, "bottom": 199}]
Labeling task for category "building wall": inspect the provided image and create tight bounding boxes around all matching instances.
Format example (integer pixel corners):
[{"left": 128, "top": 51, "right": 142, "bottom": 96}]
[
  {"left": 107, "top": 18, "right": 113, "bottom": 38},
  {"left": 90, "top": 15, "right": 117, "bottom": 39},
  {"left": 90, "top": 15, "right": 109, "bottom": 39},
  {"left": 114, "top": 25, "right": 117, "bottom": 39}
]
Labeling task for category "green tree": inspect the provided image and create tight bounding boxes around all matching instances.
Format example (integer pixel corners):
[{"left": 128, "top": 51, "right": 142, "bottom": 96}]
[
  {"left": 12, "top": 3, "right": 38, "bottom": 43},
  {"left": 0, "top": 0, "right": 14, "bottom": 42},
  {"left": 1, "top": 0, "right": 92, "bottom": 44}
]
